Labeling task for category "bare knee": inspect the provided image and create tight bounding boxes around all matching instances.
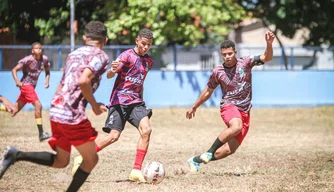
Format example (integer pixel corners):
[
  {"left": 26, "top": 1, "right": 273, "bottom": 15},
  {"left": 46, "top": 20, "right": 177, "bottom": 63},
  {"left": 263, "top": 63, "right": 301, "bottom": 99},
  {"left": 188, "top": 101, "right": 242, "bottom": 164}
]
[
  {"left": 229, "top": 120, "right": 243, "bottom": 136},
  {"left": 82, "top": 154, "right": 99, "bottom": 172},
  {"left": 53, "top": 158, "right": 70, "bottom": 168},
  {"left": 140, "top": 125, "right": 152, "bottom": 138}
]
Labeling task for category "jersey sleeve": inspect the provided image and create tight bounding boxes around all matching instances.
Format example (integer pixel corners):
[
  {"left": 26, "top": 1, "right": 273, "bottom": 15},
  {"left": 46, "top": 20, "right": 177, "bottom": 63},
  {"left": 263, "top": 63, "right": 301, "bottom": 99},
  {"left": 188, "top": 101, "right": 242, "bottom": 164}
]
[
  {"left": 115, "top": 51, "right": 129, "bottom": 71},
  {"left": 42, "top": 55, "right": 50, "bottom": 67},
  {"left": 87, "top": 54, "right": 108, "bottom": 74},
  {"left": 246, "top": 55, "right": 264, "bottom": 68},
  {"left": 207, "top": 69, "right": 219, "bottom": 90},
  {"left": 17, "top": 56, "right": 29, "bottom": 67}
]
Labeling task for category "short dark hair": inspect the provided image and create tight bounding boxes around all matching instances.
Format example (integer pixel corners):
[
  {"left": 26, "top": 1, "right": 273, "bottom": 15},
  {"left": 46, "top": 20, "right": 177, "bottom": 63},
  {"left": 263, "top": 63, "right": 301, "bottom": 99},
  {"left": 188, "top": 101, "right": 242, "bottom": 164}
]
[
  {"left": 138, "top": 28, "right": 153, "bottom": 39},
  {"left": 31, "top": 42, "right": 41, "bottom": 49},
  {"left": 220, "top": 40, "right": 235, "bottom": 50},
  {"left": 84, "top": 21, "right": 107, "bottom": 41}
]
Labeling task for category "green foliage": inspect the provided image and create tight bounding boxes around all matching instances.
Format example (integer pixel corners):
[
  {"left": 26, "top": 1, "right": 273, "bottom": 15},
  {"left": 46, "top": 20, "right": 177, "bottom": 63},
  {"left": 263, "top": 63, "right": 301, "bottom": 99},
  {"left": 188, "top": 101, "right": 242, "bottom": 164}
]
[
  {"left": 238, "top": 0, "right": 334, "bottom": 46},
  {"left": 104, "top": 0, "right": 247, "bottom": 45}
]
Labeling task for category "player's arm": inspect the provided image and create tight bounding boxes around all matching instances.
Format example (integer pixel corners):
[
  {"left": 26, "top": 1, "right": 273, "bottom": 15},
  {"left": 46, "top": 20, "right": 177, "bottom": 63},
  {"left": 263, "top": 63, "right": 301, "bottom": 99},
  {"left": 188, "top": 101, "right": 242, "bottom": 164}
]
[
  {"left": 186, "top": 86, "right": 214, "bottom": 119},
  {"left": 260, "top": 31, "right": 275, "bottom": 63},
  {"left": 79, "top": 68, "right": 107, "bottom": 115},
  {"left": 107, "top": 59, "right": 122, "bottom": 79},
  {"left": 44, "top": 64, "right": 50, "bottom": 88},
  {"left": 11, "top": 64, "right": 23, "bottom": 87}
]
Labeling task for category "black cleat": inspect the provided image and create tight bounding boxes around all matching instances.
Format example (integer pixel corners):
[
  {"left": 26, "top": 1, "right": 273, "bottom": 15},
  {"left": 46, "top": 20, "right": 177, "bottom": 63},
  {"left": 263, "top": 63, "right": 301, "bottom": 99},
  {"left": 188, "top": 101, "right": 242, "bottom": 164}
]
[
  {"left": 0, "top": 146, "right": 18, "bottom": 179},
  {"left": 39, "top": 132, "right": 51, "bottom": 142}
]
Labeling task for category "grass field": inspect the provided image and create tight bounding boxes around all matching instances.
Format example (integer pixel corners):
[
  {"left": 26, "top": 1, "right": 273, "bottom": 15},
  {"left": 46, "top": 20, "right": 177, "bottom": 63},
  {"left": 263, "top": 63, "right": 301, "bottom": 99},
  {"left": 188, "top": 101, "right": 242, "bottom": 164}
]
[{"left": 0, "top": 106, "right": 333, "bottom": 192}]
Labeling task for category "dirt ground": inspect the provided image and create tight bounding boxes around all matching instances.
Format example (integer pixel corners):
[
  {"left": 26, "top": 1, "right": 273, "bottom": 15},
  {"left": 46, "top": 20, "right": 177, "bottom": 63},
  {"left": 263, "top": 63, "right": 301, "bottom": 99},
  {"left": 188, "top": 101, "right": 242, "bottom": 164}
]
[{"left": 0, "top": 106, "right": 333, "bottom": 192}]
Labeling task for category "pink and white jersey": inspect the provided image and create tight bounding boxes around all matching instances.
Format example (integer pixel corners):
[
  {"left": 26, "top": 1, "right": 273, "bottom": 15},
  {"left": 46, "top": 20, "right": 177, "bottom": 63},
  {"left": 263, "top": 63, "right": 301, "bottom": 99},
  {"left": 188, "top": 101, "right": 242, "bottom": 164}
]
[
  {"left": 50, "top": 46, "right": 109, "bottom": 125},
  {"left": 109, "top": 49, "right": 153, "bottom": 106},
  {"left": 207, "top": 55, "right": 264, "bottom": 113},
  {"left": 17, "top": 55, "right": 50, "bottom": 87}
]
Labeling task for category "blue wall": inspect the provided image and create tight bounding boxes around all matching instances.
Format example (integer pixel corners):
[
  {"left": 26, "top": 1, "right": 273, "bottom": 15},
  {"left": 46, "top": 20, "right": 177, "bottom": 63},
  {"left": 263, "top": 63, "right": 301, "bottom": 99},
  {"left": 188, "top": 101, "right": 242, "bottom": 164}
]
[{"left": 0, "top": 71, "right": 333, "bottom": 110}]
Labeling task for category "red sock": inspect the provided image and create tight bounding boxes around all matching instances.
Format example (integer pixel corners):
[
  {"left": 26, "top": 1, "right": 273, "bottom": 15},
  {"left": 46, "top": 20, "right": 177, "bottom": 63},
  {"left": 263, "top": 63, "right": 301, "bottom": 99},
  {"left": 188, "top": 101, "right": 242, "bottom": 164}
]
[
  {"left": 133, "top": 149, "right": 147, "bottom": 170},
  {"left": 95, "top": 144, "right": 102, "bottom": 152}
]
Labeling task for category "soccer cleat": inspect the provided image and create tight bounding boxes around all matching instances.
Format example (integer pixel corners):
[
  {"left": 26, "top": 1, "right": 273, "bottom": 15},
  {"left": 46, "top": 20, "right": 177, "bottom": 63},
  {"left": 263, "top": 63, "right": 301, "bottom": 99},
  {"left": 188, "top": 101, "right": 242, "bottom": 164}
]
[
  {"left": 200, "top": 152, "right": 213, "bottom": 164},
  {"left": 39, "top": 132, "right": 51, "bottom": 142},
  {"left": 129, "top": 169, "right": 146, "bottom": 183},
  {"left": 188, "top": 156, "right": 201, "bottom": 173},
  {"left": 0, "top": 146, "right": 18, "bottom": 179},
  {"left": 72, "top": 156, "right": 83, "bottom": 175}
]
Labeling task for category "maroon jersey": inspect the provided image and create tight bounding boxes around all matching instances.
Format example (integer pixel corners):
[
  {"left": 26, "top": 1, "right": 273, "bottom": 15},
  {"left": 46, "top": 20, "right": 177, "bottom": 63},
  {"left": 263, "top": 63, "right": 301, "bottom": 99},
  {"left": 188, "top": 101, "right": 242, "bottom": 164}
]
[
  {"left": 108, "top": 49, "right": 153, "bottom": 106},
  {"left": 50, "top": 46, "right": 109, "bottom": 125},
  {"left": 207, "top": 55, "right": 263, "bottom": 113},
  {"left": 17, "top": 55, "right": 50, "bottom": 87}
]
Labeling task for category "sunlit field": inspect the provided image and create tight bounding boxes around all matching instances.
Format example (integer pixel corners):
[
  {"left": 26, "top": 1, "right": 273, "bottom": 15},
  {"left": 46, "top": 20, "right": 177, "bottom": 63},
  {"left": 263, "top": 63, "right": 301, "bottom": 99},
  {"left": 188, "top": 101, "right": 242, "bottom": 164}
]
[{"left": 0, "top": 106, "right": 333, "bottom": 192}]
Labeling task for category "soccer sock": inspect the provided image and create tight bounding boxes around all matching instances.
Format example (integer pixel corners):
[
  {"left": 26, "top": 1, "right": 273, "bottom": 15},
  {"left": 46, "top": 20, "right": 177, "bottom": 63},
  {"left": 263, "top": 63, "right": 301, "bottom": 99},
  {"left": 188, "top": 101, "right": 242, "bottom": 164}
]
[
  {"left": 66, "top": 168, "right": 90, "bottom": 192},
  {"left": 0, "top": 105, "right": 7, "bottom": 111},
  {"left": 133, "top": 149, "right": 147, "bottom": 170},
  {"left": 207, "top": 138, "right": 224, "bottom": 154},
  {"left": 36, "top": 118, "right": 43, "bottom": 135},
  {"left": 16, "top": 151, "right": 55, "bottom": 166},
  {"left": 95, "top": 144, "right": 102, "bottom": 152}
]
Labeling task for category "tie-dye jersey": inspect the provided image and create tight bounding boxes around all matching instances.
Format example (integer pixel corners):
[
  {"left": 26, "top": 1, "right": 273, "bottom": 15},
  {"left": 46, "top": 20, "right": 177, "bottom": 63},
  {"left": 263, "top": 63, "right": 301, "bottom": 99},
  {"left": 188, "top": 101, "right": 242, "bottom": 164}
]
[
  {"left": 109, "top": 49, "right": 153, "bottom": 106},
  {"left": 17, "top": 55, "right": 50, "bottom": 87},
  {"left": 207, "top": 55, "right": 264, "bottom": 113},
  {"left": 50, "top": 46, "right": 109, "bottom": 125}
]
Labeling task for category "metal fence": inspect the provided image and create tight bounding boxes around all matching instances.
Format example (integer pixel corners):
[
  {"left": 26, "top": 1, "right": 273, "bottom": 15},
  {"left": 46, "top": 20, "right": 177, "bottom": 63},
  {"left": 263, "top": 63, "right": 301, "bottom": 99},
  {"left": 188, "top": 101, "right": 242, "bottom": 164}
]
[{"left": 0, "top": 45, "right": 333, "bottom": 71}]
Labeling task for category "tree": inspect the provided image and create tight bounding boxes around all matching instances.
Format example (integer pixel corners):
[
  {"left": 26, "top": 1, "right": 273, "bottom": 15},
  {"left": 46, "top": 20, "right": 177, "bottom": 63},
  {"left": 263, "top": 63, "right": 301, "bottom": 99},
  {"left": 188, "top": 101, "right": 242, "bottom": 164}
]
[
  {"left": 0, "top": 0, "right": 106, "bottom": 44},
  {"left": 104, "top": 0, "right": 247, "bottom": 46},
  {"left": 238, "top": 0, "right": 334, "bottom": 69}
]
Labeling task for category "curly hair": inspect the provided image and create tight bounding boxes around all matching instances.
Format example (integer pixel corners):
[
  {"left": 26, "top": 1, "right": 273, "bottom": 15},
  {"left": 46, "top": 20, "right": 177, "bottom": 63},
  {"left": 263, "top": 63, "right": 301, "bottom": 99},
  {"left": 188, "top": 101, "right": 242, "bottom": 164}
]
[
  {"left": 138, "top": 28, "right": 153, "bottom": 39},
  {"left": 84, "top": 21, "right": 107, "bottom": 41},
  {"left": 220, "top": 40, "right": 235, "bottom": 50}
]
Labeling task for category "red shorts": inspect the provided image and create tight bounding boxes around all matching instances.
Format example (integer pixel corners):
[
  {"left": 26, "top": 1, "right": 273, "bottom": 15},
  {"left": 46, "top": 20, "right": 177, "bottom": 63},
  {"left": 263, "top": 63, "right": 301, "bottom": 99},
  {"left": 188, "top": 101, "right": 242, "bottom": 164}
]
[
  {"left": 48, "top": 120, "right": 98, "bottom": 152},
  {"left": 220, "top": 104, "right": 250, "bottom": 144},
  {"left": 17, "top": 85, "right": 39, "bottom": 104}
]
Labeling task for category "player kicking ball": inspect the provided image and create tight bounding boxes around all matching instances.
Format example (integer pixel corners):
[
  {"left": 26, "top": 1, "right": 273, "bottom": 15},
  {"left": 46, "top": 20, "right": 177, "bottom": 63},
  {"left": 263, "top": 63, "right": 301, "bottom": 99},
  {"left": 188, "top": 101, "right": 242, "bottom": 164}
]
[
  {"left": 187, "top": 31, "right": 276, "bottom": 173},
  {"left": 72, "top": 28, "right": 154, "bottom": 183}
]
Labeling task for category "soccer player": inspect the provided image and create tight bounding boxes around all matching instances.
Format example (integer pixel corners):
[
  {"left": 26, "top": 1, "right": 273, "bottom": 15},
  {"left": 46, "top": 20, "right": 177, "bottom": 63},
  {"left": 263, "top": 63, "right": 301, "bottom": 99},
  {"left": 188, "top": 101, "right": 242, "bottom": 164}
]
[
  {"left": 72, "top": 28, "right": 154, "bottom": 183},
  {"left": 187, "top": 31, "right": 276, "bottom": 173},
  {"left": 0, "top": 95, "right": 16, "bottom": 114},
  {"left": 0, "top": 21, "right": 109, "bottom": 192},
  {"left": 11, "top": 42, "right": 51, "bottom": 141}
]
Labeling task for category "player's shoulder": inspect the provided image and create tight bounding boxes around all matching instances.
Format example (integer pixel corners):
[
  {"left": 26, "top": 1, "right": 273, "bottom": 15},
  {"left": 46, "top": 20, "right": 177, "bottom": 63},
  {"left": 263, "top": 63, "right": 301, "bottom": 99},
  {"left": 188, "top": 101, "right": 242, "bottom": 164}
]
[
  {"left": 42, "top": 55, "right": 48, "bottom": 60},
  {"left": 212, "top": 64, "right": 224, "bottom": 72}
]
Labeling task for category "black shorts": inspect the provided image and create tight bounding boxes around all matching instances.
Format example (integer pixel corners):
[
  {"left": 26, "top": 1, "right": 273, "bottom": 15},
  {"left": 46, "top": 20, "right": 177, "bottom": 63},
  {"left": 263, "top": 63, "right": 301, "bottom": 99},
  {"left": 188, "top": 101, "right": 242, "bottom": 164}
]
[{"left": 103, "top": 103, "right": 152, "bottom": 133}]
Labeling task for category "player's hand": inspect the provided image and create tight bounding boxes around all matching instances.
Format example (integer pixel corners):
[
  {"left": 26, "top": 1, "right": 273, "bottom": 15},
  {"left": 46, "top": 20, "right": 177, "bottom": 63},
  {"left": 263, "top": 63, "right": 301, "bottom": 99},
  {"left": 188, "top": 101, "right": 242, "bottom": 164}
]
[
  {"left": 92, "top": 102, "right": 107, "bottom": 115},
  {"left": 265, "top": 31, "right": 275, "bottom": 44},
  {"left": 44, "top": 82, "right": 49, "bottom": 88},
  {"left": 186, "top": 107, "right": 196, "bottom": 119},
  {"left": 110, "top": 58, "right": 121, "bottom": 72},
  {"left": 16, "top": 81, "right": 22, "bottom": 87}
]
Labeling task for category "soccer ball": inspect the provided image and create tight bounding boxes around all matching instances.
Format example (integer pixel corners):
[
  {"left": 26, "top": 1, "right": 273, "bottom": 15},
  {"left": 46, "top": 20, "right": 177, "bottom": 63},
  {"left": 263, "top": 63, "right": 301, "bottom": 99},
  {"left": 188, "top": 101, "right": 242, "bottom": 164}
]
[{"left": 143, "top": 161, "right": 165, "bottom": 184}]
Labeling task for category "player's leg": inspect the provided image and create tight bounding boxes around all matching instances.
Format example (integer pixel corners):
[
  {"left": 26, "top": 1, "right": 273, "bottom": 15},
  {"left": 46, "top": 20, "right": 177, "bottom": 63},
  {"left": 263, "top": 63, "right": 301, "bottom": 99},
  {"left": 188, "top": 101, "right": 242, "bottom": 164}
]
[
  {"left": 188, "top": 104, "right": 243, "bottom": 172},
  {"left": 32, "top": 99, "right": 51, "bottom": 142},
  {"left": 67, "top": 141, "right": 98, "bottom": 192},
  {"left": 12, "top": 99, "right": 25, "bottom": 116},
  {"left": 212, "top": 138, "right": 240, "bottom": 160},
  {"left": 0, "top": 124, "right": 71, "bottom": 180},
  {"left": 128, "top": 104, "right": 152, "bottom": 182}
]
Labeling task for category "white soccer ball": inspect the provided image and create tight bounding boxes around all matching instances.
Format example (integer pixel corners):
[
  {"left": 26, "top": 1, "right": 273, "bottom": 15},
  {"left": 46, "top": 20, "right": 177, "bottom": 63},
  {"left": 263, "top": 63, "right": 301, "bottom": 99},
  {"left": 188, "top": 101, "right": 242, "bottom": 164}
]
[{"left": 143, "top": 161, "right": 165, "bottom": 184}]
